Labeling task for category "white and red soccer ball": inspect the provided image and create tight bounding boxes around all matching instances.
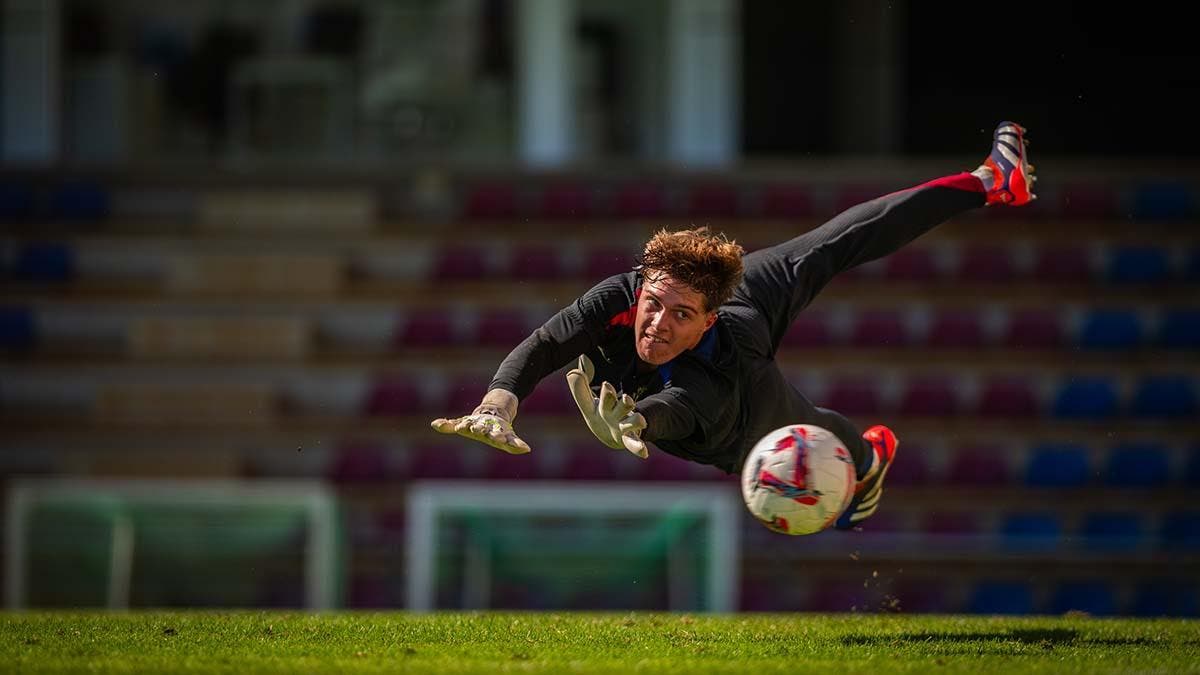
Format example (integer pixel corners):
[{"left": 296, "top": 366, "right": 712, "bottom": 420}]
[{"left": 740, "top": 424, "right": 856, "bottom": 535}]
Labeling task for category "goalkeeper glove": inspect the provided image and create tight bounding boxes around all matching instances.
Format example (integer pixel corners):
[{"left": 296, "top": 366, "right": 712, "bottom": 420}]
[
  {"left": 565, "top": 354, "right": 648, "bottom": 458},
  {"left": 430, "top": 388, "right": 531, "bottom": 454}
]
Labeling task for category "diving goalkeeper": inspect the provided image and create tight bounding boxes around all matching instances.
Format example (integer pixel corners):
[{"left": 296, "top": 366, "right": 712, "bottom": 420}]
[{"left": 432, "top": 122, "right": 1036, "bottom": 529}]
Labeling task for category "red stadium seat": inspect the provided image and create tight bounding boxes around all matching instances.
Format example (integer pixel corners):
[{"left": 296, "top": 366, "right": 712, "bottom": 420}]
[
  {"left": 1058, "top": 181, "right": 1119, "bottom": 219},
  {"left": 927, "top": 309, "right": 986, "bottom": 349},
  {"left": 976, "top": 377, "right": 1041, "bottom": 417},
  {"left": 445, "top": 374, "right": 493, "bottom": 414},
  {"left": 921, "top": 510, "right": 982, "bottom": 537},
  {"left": 432, "top": 245, "right": 490, "bottom": 281},
  {"left": 781, "top": 310, "right": 833, "bottom": 348},
  {"left": 611, "top": 183, "right": 666, "bottom": 219},
  {"left": 327, "top": 441, "right": 394, "bottom": 483},
  {"left": 824, "top": 376, "right": 884, "bottom": 416},
  {"left": 759, "top": 184, "right": 814, "bottom": 218},
  {"left": 1032, "top": 245, "right": 1095, "bottom": 283},
  {"left": 407, "top": 443, "right": 468, "bottom": 479},
  {"left": 850, "top": 310, "right": 910, "bottom": 348},
  {"left": 363, "top": 378, "right": 427, "bottom": 416},
  {"left": 637, "top": 451, "right": 697, "bottom": 481},
  {"left": 897, "top": 376, "right": 961, "bottom": 417},
  {"left": 583, "top": 246, "right": 635, "bottom": 281},
  {"left": 883, "top": 248, "right": 941, "bottom": 282},
  {"left": 518, "top": 381, "right": 575, "bottom": 416},
  {"left": 539, "top": 182, "right": 593, "bottom": 219},
  {"left": 473, "top": 309, "right": 533, "bottom": 347},
  {"left": 687, "top": 183, "right": 740, "bottom": 218},
  {"left": 396, "top": 310, "right": 457, "bottom": 348},
  {"left": 509, "top": 244, "right": 565, "bottom": 281},
  {"left": 559, "top": 442, "right": 619, "bottom": 481},
  {"left": 485, "top": 451, "right": 541, "bottom": 480},
  {"left": 945, "top": 445, "right": 1011, "bottom": 485},
  {"left": 464, "top": 182, "right": 518, "bottom": 220},
  {"left": 957, "top": 244, "right": 1016, "bottom": 283},
  {"left": 1004, "top": 309, "right": 1064, "bottom": 349}
]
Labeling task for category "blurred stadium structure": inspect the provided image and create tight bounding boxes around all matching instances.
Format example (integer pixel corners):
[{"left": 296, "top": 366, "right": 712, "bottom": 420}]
[{"left": 1, "top": 0, "right": 1198, "bottom": 615}]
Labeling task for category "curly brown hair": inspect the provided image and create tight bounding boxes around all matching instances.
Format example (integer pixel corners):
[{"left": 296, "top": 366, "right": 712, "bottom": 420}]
[{"left": 637, "top": 226, "right": 745, "bottom": 311}]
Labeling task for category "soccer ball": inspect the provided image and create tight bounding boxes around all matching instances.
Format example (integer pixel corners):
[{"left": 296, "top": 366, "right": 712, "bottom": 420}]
[{"left": 740, "top": 424, "right": 856, "bottom": 535}]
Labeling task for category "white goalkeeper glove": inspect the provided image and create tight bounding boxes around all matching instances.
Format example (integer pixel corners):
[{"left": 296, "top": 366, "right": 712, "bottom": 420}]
[
  {"left": 565, "top": 354, "right": 648, "bottom": 458},
  {"left": 430, "top": 388, "right": 531, "bottom": 454}
]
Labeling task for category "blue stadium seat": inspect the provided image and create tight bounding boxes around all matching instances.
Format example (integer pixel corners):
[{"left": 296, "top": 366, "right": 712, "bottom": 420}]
[
  {"left": 1104, "top": 443, "right": 1171, "bottom": 487},
  {"left": 1130, "top": 182, "right": 1195, "bottom": 222},
  {"left": 1130, "top": 375, "right": 1197, "bottom": 419},
  {"left": 14, "top": 242, "right": 75, "bottom": 283},
  {"left": 1159, "top": 309, "right": 1200, "bottom": 349},
  {"left": 1187, "top": 445, "right": 1200, "bottom": 486},
  {"left": 968, "top": 581, "right": 1034, "bottom": 615},
  {"left": 50, "top": 181, "right": 110, "bottom": 221},
  {"left": 1160, "top": 511, "right": 1200, "bottom": 551},
  {"left": 1051, "top": 582, "right": 1116, "bottom": 616},
  {"left": 1025, "top": 443, "right": 1090, "bottom": 487},
  {"left": 1000, "top": 512, "right": 1062, "bottom": 552},
  {"left": 1077, "top": 309, "right": 1143, "bottom": 350},
  {"left": 1052, "top": 377, "right": 1120, "bottom": 420},
  {"left": 0, "top": 182, "right": 35, "bottom": 221},
  {"left": 1080, "top": 512, "right": 1145, "bottom": 552},
  {"left": 1106, "top": 246, "right": 1171, "bottom": 284},
  {"left": 1131, "top": 582, "right": 1200, "bottom": 617},
  {"left": 0, "top": 306, "right": 35, "bottom": 350}
]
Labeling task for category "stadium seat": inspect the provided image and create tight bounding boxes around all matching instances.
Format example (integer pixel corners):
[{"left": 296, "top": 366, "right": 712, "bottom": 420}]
[
  {"left": 1051, "top": 582, "right": 1117, "bottom": 616},
  {"left": 1080, "top": 512, "right": 1145, "bottom": 552},
  {"left": 518, "top": 381, "right": 575, "bottom": 416},
  {"left": 922, "top": 511, "right": 981, "bottom": 537},
  {"left": 889, "top": 581, "right": 948, "bottom": 613},
  {"left": 806, "top": 579, "right": 870, "bottom": 613},
  {"left": 463, "top": 182, "right": 518, "bottom": 220},
  {"left": 1158, "top": 309, "right": 1200, "bottom": 349},
  {"left": 850, "top": 310, "right": 909, "bottom": 348},
  {"left": 957, "top": 244, "right": 1016, "bottom": 283},
  {"left": 833, "top": 184, "right": 892, "bottom": 215},
  {"left": 363, "top": 378, "right": 426, "bottom": 416},
  {"left": 1104, "top": 442, "right": 1171, "bottom": 487},
  {"left": 781, "top": 310, "right": 833, "bottom": 348},
  {"left": 823, "top": 376, "right": 884, "bottom": 416},
  {"left": 583, "top": 246, "right": 635, "bottom": 282},
  {"left": 759, "top": 183, "right": 813, "bottom": 218},
  {"left": 1058, "top": 182, "right": 1118, "bottom": 219},
  {"left": 407, "top": 443, "right": 468, "bottom": 479},
  {"left": 509, "top": 244, "right": 565, "bottom": 281},
  {"left": 0, "top": 306, "right": 35, "bottom": 350},
  {"left": 485, "top": 451, "right": 541, "bottom": 481},
  {"left": 637, "top": 451, "right": 697, "bottom": 481},
  {"left": 396, "top": 310, "right": 458, "bottom": 348},
  {"left": 327, "top": 442, "right": 393, "bottom": 483},
  {"left": 611, "top": 183, "right": 666, "bottom": 218},
  {"left": 539, "top": 182, "right": 593, "bottom": 220},
  {"left": 882, "top": 248, "right": 940, "bottom": 282},
  {"left": 1106, "top": 246, "right": 1171, "bottom": 284},
  {"left": 927, "top": 310, "right": 985, "bottom": 348},
  {"left": 1130, "top": 375, "right": 1197, "bottom": 419},
  {"left": 1024, "top": 443, "right": 1091, "bottom": 487},
  {"left": 1130, "top": 181, "right": 1195, "bottom": 222},
  {"left": 432, "top": 245, "right": 491, "bottom": 281},
  {"left": 1131, "top": 582, "right": 1200, "bottom": 617},
  {"left": 945, "top": 445, "right": 1011, "bottom": 486},
  {"left": 1187, "top": 445, "right": 1200, "bottom": 486},
  {"left": 976, "top": 378, "right": 1040, "bottom": 418},
  {"left": 1160, "top": 511, "right": 1200, "bottom": 551},
  {"left": 1032, "top": 245, "right": 1094, "bottom": 283},
  {"left": 559, "top": 443, "right": 619, "bottom": 481},
  {"left": 968, "top": 581, "right": 1034, "bottom": 615},
  {"left": 897, "top": 376, "right": 960, "bottom": 417},
  {"left": 1004, "top": 309, "right": 1064, "bottom": 349},
  {"left": 14, "top": 242, "right": 75, "bottom": 282},
  {"left": 50, "top": 181, "right": 109, "bottom": 221},
  {"left": 1052, "top": 376, "right": 1120, "bottom": 420},
  {"left": 0, "top": 182, "right": 35, "bottom": 221},
  {"left": 1187, "top": 247, "right": 1200, "bottom": 283},
  {"left": 1077, "top": 309, "right": 1143, "bottom": 350},
  {"left": 1000, "top": 512, "right": 1062, "bottom": 552},
  {"left": 884, "top": 442, "right": 930, "bottom": 485},
  {"left": 687, "top": 183, "right": 740, "bottom": 218},
  {"left": 445, "top": 374, "right": 493, "bottom": 414},
  {"left": 474, "top": 309, "right": 534, "bottom": 347}
]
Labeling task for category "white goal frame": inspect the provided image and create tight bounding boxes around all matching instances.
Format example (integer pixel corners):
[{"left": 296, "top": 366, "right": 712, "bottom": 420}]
[
  {"left": 405, "top": 481, "right": 740, "bottom": 612},
  {"left": 5, "top": 478, "right": 339, "bottom": 610}
]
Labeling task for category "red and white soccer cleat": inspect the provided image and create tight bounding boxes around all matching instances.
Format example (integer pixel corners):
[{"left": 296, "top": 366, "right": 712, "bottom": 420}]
[
  {"left": 835, "top": 425, "right": 899, "bottom": 530},
  {"left": 973, "top": 121, "right": 1037, "bottom": 206}
]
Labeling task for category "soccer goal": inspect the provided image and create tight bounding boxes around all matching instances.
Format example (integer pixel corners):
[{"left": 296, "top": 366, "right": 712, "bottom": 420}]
[
  {"left": 405, "top": 481, "right": 740, "bottom": 612},
  {"left": 5, "top": 479, "right": 340, "bottom": 609}
]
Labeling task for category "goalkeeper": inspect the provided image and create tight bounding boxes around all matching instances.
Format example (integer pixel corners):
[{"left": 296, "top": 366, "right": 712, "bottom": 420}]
[{"left": 433, "top": 122, "right": 1035, "bottom": 529}]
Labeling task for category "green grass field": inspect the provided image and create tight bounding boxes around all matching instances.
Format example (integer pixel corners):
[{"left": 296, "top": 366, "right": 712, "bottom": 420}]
[{"left": 2, "top": 612, "right": 1198, "bottom": 674}]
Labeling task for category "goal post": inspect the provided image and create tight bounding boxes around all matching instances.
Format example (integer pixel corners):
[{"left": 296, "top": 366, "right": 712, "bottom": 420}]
[
  {"left": 5, "top": 479, "right": 341, "bottom": 610},
  {"left": 405, "top": 481, "right": 741, "bottom": 612}
]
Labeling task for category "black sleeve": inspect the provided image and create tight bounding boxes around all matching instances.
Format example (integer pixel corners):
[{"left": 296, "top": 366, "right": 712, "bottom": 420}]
[
  {"left": 489, "top": 274, "right": 636, "bottom": 400},
  {"left": 637, "top": 390, "right": 697, "bottom": 442}
]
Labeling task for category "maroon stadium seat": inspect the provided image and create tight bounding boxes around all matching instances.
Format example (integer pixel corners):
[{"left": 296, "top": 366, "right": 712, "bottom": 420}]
[
  {"left": 759, "top": 183, "right": 814, "bottom": 218},
  {"left": 976, "top": 377, "right": 1041, "bottom": 417},
  {"left": 583, "top": 246, "right": 635, "bottom": 281},
  {"left": 363, "top": 378, "right": 426, "bottom": 416},
  {"left": 883, "top": 247, "right": 940, "bottom": 282},
  {"left": 927, "top": 309, "right": 986, "bottom": 348},
  {"left": 539, "top": 182, "right": 593, "bottom": 219},
  {"left": 958, "top": 244, "right": 1016, "bottom": 283},
  {"left": 396, "top": 310, "right": 457, "bottom": 348},
  {"left": 850, "top": 310, "right": 910, "bottom": 348},
  {"left": 945, "top": 445, "right": 1011, "bottom": 485},
  {"left": 611, "top": 183, "right": 665, "bottom": 219},
  {"left": 1033, "top": 244, "right": 1094, "bottom": 283},
  {"left": 464, "top": 181, "right": 518, "bottom": 220},
  {"left": 1004, "top": 308, "right": 1064, "bottom": 349},
  {"left": 559, "top": 442, "right": 619, "bottom": 481},
  {"left": 781, "top": 310, "right": 833, "bottom": 348},
  {"left": 687, "top": 183, "right": 740, "bottom": 218},
  {"left": 509, "top": 244, "right": 565, "bottom": 281},
  {"left": 473, "top": 309, "right": 532, "bottom": 347},
  {"left": 824, "top": 376, "right": 884, "bottom": 416},
  {"left": 407, "top": 443, "right": 468, "bottom": 479},
  {"left": 897, "top": 376, "right": 961, "bottom": 417},
  {"left": 327, "top": 441, "right": 393, "bottom": 483},
  {"left": 432, "top": 244, "right": 490, "bottom": 281}
]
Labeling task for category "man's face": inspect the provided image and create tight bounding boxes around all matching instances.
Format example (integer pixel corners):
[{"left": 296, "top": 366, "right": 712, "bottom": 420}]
[{"left": 634, "top": 272, "right": 718, "bottom": 365}]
